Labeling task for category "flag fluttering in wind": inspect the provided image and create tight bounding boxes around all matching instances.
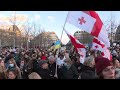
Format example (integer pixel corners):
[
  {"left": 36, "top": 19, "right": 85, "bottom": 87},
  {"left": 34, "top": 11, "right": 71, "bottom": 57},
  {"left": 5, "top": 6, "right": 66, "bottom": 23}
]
[
  {"left": 66, "top": 11, "right": 110, "bottom": 47},
  {"left": 54, "top": 40, "right": 61, "bottom": 51},
  {"left": 91, "top": 37, "right": 112, "bottom": 60},
  {"left": 64, "top": 29, "right": 86, "bottom": 63}
]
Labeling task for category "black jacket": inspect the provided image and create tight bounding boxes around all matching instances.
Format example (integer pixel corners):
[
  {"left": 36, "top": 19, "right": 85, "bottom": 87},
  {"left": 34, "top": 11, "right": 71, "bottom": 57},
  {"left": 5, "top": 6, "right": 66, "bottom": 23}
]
[
  {"left": 48, "top": 62, "right": 56, "bottom": 79},
  {"left": 58, "top": 64, "right": 79, "bottom": 79},
  {"left": 38, "top": 68, "right": 51, "bottom": 79},
  {"left": 81, "top": 66, "right": 96, "bottom": 79},
  {"left": 33, "top": 59, "right": 40, "bottom": 72},
  {"left": 19, "top": 65, "right": 29, "bottom": 79},
  {"left": 74, "top": 62, "right": 84, "bottom": 74}
]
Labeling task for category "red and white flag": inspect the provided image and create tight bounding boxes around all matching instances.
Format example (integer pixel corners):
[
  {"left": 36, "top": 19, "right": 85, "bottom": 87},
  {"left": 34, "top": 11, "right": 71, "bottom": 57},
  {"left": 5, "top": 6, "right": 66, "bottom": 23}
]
[
  {"left": 91, "top": 37, "right": 112, "bottom": 60},
  {"left": 64, "top": 29, "right": 86, "bottom": 63},
  {"left": 66, "top": 11, "right": 110, "bottom": 47}
]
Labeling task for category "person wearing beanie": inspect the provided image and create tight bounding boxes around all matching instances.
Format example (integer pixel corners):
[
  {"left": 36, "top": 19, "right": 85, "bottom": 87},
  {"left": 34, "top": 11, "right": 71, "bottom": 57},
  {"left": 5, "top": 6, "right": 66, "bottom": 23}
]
[
  {"left": 37, "top": 60, "right": 51, "bottom": 79},
  {"left": 95, "top": 57, "right": 115, "bottom": 79}
]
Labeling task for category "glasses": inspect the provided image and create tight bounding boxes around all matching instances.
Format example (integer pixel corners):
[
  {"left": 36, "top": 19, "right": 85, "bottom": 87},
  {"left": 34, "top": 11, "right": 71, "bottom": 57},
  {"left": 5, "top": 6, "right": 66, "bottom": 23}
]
[{"left": 103, "top": 66, "right": 115, "bottom": 72}]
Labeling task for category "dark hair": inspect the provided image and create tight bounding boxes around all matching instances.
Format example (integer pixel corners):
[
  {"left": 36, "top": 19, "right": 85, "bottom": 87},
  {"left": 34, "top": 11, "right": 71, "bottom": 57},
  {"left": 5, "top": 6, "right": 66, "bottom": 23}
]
[
  {"left": 90, "top": 50, "right": 96, "bottom": 55},
  {"left": 97, "top": 73, "right": 104, "bottom": 79},
  {"left": 112, "top": 57, "right": 119, "bottom": 66},
  {"left": 8, "top": 68, "right": 17, "bottom": 76},
  {"left": 20, "top": 58, "right": 26, "bottom": 64}
]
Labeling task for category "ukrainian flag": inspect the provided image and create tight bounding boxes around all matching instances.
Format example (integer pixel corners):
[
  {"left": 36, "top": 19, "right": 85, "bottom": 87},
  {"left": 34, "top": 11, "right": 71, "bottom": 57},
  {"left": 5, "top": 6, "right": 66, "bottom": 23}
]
[
  {"left": 54, "top": 40, "right": 61, "bottom": 51},
  {"left": 50, "top": 43, "right": 55, "bottom": 51}
]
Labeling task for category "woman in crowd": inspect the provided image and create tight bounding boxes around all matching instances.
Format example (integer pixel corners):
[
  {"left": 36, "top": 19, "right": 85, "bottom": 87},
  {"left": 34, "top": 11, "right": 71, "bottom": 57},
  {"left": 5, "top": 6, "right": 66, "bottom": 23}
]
[
  {"left": 0, "top": 58, "right": 7, "bottom": 79},
  {"left": 95, "top": 57, "right": 116, "bottom": 79},
  {"left": 6, "top": 58, "right": 21, "bottom": 79},
  {"left": 7, "top": 69, "right": 17, "bottom": 79}
]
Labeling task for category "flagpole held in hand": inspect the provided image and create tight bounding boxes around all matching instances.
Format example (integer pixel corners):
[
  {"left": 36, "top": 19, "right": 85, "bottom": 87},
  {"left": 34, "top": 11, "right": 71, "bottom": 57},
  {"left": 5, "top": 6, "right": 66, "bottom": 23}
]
[{"left": 54, "top": 12, "right": 69, "bottom": 79}]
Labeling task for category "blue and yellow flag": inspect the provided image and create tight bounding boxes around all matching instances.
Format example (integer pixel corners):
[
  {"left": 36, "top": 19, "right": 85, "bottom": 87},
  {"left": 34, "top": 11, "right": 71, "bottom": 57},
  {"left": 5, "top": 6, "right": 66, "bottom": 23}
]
[
  {"left": 54, "top": 40, "right": 61, "bottom": 51},
  {"left": 50, "top": 43, "right": 55, "bottom": 50}
]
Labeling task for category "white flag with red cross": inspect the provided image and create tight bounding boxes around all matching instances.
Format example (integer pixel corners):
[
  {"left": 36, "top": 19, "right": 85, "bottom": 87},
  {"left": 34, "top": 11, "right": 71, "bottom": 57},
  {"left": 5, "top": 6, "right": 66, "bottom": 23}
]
[
  {"left": 66, "top": 11, "right": 110, "bottom": 47},
  {"left": 91, "top": 37, "right": 112, "bottom": 60},
  {"left": 64, "top": 29, "right": 86, "bottom": 63}
]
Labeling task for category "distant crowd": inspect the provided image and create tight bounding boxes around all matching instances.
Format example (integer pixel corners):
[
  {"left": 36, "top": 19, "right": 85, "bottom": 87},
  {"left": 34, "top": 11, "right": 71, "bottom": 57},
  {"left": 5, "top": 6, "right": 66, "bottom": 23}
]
[{"left": 0, "top": 45, "right": 119, "bottom": 79}]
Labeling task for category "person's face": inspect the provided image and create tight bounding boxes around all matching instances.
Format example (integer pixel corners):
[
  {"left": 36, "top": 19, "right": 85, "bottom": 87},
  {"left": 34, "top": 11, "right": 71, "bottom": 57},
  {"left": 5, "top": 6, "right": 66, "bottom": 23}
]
[
  {"left": 102, "top": 66, "right": 115, "bottom": 79},
  {"left": 60, "top": 56, "right": 64, "bottom": 60},
  {"left": 0, "top": 60, "right": 4, "bottom": 67},
  {"left": 49, "top": 58, "right": 55, "bottom": 64},
  {"left": 9, "top": 61, "right": 13, "bottom": 64},
  {"left": 115, "top": 59, "right": 120, "bottom": 68},
  {"left": 25, "top": 54, "right": 28, "bottom": 58},
  {"left": 8, "top": 71, "right": 16, "bottom": 79},
  {"left": 20, "top": 61, "right": 24, "bottom": 66},
  {"left": 39, "top": 52, "right": 42, "bottom": 56},
  {"left": 11, "top": 54, "right": 14, "bottom": 57},
  {"left": 42, "top": 63, "right": 48, "bottom": 69},
  {"left": 90, "top": 60, "right": 95, "bottom": 68}
]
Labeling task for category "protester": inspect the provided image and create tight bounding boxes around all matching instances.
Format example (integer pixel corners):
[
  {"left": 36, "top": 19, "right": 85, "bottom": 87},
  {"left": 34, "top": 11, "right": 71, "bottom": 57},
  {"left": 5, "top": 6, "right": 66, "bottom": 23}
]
[
  {"left": 74, "top": 54, "right": 84, "bottom": 75},
  {"left": 0, "top": 58, "right": 7, "bottom": 79},
  {"left": 48, "top": 56, "right": 56, "bottom": 79},
  {"left": 37, "top": 60, "right": 50, "bottom": 79},
  {"left": 18, "top": 59, "right": 28, "bottom": 79},
  {"left": 95, "top": 57, "right": 115, "bottom": 79},
  {"left": 41, "top": 52, "right": 47, "bottom": 60},
  {"left": 6, "top": 58, "right": 21, "bottom": 79},
  {"left": 7, "top": 69, "right": 18, "bottom": 79},
  {"left": 58, "top": 58, "right": 79, "bottom": 79},
  {"left": 81, "top": 56, "right": 96, "bottom": 79},
  {"left": 28, "top": 72, "right": 41, "bottom": 79},
  {"left": 112, "top": 57, "right": 120, "bottom": 79}
]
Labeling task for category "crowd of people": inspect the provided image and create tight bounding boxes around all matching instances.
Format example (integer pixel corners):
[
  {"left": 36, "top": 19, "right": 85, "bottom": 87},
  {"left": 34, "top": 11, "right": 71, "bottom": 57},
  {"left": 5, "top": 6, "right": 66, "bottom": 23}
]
[{"left": 0, "top": 45, "right": 119, "bottom": 79}]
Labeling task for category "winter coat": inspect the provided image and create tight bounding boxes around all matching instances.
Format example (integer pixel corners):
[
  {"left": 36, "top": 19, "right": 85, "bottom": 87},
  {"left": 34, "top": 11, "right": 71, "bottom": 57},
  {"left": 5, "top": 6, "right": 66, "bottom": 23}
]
[
  {"left": 48, "top": 62, "right": 56, "bottom": 79},
  {"left": 38, "top": 68, "right": 51, "bottom": 79},
  {"left": 58, "top": 64, "right": 79, "bottom": 79},
  {"left": 81, "top": 65, "right": 96, "bottom": 79},
  {"left": 74, "top": 62, "right": 84, "bottom": 74}
]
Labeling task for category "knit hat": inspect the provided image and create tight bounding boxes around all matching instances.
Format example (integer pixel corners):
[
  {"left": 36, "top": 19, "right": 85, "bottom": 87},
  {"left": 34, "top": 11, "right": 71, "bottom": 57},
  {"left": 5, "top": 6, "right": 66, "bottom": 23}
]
[
  {"left": 39, "top": 60, "right": 48, "bottom": 67},
  {"left": 95, "top": 57, "right": 112, "bottom": 75}
]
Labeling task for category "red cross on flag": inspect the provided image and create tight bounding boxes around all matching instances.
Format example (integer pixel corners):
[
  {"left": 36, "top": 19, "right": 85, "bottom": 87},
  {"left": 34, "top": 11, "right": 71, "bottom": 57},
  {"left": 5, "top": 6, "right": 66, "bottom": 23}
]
[
  {"left": 66, "top": 11, "right": 110, "bottom": 47},
  {"left": 92, "top": 37, "right": 105, "bottom": 51},
  {"left": 64, "top": 29, "right": 86, "bottom": 64},
  {"left": 91, "top": 37, "right": 112, "bottom": 60}
]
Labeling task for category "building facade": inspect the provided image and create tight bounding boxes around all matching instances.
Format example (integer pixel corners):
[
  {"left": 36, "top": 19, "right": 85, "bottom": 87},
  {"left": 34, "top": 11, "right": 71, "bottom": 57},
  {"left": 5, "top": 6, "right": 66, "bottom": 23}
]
[
  {"left": 30, "top": 31, "right": 59, "bottom": 49},
  {"left": 74, "top": 31, "right": 93, "bottom": 44},
  {"left": 0, "top": 25, "right": 22, "bottom": 48},
  {"left": 66, "top": 31, "right": 93, "bottom": 50}
]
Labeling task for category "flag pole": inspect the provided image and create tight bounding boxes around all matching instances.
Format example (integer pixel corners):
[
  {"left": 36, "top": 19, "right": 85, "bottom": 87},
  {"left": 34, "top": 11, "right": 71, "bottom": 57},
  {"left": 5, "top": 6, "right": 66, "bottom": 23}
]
[
  {"left": 54, "top": 11, "right": 69, "bottom": 78},
  {"left": 60, "top": 11, "right": 69, "bottom": 41}
]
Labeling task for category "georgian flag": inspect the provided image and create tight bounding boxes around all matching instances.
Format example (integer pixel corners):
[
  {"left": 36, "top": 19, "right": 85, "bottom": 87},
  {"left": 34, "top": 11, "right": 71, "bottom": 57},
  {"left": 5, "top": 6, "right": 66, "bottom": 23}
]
[
  {"left": 64, "top": 29, "right": 86, "bottom": 63},
  {"left": 66, "top": 11, "right": 110, "bottom": 47},
  {"left": 92, "top": 37, "right": 112, "bottom": 60}
]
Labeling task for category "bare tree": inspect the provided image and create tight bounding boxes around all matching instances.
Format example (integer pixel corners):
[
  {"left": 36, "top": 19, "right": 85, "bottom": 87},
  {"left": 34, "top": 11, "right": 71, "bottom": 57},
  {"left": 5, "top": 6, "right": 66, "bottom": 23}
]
[
  {"left": 8, "top": 11, "right": 27, "bottom": 48},
  {"left": 104, "top": 12, "right": 118, "bottom": 44},
  {"left": 23, "top": 18, "right": 33, "bottom": 50},
  {"left": 30, "top": 22, "right": 38, "bottom": 49}
]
